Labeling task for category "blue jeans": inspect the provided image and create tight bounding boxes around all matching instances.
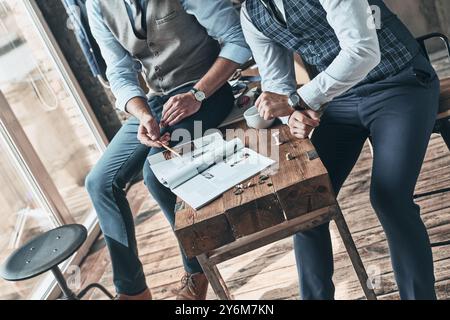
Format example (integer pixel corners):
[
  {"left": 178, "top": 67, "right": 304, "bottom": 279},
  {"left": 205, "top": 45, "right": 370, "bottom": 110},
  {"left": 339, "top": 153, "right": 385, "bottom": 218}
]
[
  {"left": 85, "top": 84, "right": 234, "bottom": 295},
  {"left": 295, "top": 54, "right": 440, "bottom": 300}
]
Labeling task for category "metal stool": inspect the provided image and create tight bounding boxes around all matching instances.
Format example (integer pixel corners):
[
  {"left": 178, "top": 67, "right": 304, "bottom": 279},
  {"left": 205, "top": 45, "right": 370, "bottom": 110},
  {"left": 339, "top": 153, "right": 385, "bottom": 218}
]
[{"left": 0, "top": 224, "right": 113, "bottom": 300}]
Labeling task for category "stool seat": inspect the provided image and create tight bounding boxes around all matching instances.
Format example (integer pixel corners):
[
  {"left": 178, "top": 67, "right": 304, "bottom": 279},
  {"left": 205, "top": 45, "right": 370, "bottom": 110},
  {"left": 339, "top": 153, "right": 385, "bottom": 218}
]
[
  {"left": 438, "top": 77, "right": 450, "bottom": 119},
  {"left": 0, "top": 224, "right": 87, "bottom": 281}
]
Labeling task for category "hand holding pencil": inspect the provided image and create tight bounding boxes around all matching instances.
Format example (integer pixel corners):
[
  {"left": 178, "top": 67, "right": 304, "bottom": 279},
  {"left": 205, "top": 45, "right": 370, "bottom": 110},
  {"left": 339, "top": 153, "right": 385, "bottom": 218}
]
[
  {"left": 143, "top": 129, "right": 178, "bottom": 157},
  {"left": 137, "top": 113, "right": 171, "bottom": 148}
]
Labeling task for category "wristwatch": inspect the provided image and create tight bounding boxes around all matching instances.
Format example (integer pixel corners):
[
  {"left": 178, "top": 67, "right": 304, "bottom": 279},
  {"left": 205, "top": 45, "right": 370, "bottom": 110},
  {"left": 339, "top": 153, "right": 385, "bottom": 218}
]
[
  {"left": 288, "top": 92, "right": 306, "bottom": 111},
  {"left": 190, "top": 88, "right": 206, "bottom": 102}
]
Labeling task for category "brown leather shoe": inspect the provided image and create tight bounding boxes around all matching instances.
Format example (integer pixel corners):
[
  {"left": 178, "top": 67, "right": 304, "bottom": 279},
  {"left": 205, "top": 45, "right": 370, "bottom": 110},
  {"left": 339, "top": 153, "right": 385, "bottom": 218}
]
[
  {"left": 174, "top": 273, "right": 208, "bottom": 300},
  {"left": 116, "top": 288, "right": 152, "bottom": 300}
]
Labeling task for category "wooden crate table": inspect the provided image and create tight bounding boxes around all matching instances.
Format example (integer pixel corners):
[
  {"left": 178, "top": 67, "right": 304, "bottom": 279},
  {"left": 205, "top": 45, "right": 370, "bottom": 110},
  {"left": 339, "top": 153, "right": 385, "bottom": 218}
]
[{"left": 174, "top": 123, "right": 377, "bottom": 300}]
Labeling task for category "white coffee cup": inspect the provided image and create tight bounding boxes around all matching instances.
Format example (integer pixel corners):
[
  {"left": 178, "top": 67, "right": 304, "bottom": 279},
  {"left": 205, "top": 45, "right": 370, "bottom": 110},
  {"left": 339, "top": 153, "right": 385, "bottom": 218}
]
[{"left": 244, "top": 106, "right": 275, "bottom": 129}]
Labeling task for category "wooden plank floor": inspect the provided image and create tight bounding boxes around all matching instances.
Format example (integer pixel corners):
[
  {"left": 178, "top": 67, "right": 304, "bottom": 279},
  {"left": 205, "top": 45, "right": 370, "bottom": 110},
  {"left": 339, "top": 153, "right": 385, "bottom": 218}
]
[
  {"left": 82, "top": 56, "right": 450, "bottom": 300},
  {"left": 81, "top": 133, "right": 450, "bottom": 300}
]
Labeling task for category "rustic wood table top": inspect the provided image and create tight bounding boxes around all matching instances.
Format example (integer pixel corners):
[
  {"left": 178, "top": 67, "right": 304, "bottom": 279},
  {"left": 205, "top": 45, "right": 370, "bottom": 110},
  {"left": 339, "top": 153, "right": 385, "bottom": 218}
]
[{"left": 174, "top": 122, "right": 337, "bottom": 258}]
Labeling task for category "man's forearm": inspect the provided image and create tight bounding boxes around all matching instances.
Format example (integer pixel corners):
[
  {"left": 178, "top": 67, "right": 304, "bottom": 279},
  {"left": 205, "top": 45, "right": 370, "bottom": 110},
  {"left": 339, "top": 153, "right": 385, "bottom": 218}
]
[
  {"left": 194, "top": 57, "right": 240, "bottom": 98},
  {"left": 125, "top": 97, "right": 152, "bottom": 120}
]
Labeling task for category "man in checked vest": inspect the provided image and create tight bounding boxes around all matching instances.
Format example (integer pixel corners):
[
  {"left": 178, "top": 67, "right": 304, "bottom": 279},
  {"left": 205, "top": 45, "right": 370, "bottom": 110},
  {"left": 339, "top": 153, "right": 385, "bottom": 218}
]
[
  {"left": 241, "top": 0, "right": 440, "bottom": 299},
  {"left": 85, "top": 0, "right": 251, "bottom": 300}
]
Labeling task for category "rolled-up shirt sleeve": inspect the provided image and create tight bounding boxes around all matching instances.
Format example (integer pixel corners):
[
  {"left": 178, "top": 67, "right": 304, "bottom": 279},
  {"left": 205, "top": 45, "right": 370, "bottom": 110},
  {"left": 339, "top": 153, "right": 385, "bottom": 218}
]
[
  {"left": 184, "top": 0, "right": 252, "bottom": 65},
  {"left": 241, "top": 3, "right": 296, "bottom": 124},
  {"left": 86, "top": 0, "right": 146, "bottom": 112},
  {"left": 240, "top": 4, "right": 297, "bottom": 95},
  {"left": 299, "top": 0, "right": 382, "bottom": 110}
]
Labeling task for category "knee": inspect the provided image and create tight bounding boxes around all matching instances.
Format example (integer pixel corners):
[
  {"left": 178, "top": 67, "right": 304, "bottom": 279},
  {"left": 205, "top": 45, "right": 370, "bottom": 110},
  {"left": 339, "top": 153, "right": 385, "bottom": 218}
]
[
  {"left": 370, "top": 183, "right": 416, "bottom": 219},
  {"left": 142, "top": 162, "right": 159, "bottom": 190},
  {"left": 85, "top": 168, "right": 110, "bottom": 198},
  {"left": 370, "top": 184, "right": 395, "bottom": 213},
  {"left": 142, "top": 161, "right": 175, "bottom": 209},
  {"left": 85, "top": 169, "right": 97, "bottom": 195}
]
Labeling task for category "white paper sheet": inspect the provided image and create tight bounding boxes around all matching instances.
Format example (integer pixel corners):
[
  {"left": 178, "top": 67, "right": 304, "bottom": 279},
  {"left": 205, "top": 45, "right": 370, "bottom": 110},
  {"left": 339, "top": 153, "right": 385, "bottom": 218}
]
[{"left": 148, "top": 133, "right": 276, "bottom": 209}]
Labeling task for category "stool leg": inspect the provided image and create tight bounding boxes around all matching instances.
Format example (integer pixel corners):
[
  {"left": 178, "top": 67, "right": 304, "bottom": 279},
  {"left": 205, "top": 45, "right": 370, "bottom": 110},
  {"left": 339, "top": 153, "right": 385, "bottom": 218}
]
[
  {"left": 333, "top": 208, "right": 377, "bottom": 300},
  {"left": 77, "top": 283, "right": 115, "bottom": 300},
  {"left": 197, "top": 254, "right": 233, "bottom": 300},
  {"left": 51, "top": 267, "right": 77, "bottom": 300}
]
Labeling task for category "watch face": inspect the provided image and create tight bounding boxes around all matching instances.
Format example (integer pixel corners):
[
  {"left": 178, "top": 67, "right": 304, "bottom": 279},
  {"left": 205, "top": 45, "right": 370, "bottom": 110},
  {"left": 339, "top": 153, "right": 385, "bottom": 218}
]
[
  {"left": 289, "top": 93, "right": 300, "bottom": 107},
  {"left": 194, "top": 90, "right": 206, "bottom": 101}
]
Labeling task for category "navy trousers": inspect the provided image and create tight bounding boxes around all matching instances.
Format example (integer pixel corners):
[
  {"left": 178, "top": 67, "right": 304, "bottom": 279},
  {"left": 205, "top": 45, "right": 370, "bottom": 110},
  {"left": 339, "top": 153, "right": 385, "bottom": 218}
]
[
  {"left": 294, "top": 53, "right": 440, "bottom": 300},
  {"left": 85, "top": 84, "right": 233, "bottom": 295}
]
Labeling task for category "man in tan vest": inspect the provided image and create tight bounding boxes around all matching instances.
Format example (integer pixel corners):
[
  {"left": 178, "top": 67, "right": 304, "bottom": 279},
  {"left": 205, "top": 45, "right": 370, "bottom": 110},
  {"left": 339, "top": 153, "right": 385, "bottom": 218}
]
[{"left": 86, "top": 0, "right": 251, "bottom": 300}]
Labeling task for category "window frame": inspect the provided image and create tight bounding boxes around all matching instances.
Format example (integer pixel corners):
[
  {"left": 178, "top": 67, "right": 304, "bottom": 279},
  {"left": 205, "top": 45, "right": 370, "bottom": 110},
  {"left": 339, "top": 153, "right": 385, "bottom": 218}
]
[{"left": 0, "top": 0, "right": 108, "bottom": 300}]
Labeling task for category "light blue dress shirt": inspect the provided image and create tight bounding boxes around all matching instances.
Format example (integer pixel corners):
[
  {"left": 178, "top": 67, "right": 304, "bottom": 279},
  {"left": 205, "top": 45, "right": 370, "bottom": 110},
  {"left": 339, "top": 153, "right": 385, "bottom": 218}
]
[
  {"left": 241, "top": 0, "right": 382, "bottom": 115},
  {"left": 87, "top": 0, "right": 252, "bottom": 111}
]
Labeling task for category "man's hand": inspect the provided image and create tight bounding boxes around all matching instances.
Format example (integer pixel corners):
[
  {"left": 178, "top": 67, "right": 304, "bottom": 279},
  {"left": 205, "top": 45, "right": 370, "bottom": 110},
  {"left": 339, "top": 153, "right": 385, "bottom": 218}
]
[
  {"left": 125, "top": 97, "right": 171, "bottom": 147},
  {"left": 255, "top": 92, "right": 294, "bottom": 120},
  {"left": 288, "top": 110, "right": 321, "bottom": 139},
  {"left": 137, "top": 113, "right": 170, "bottom": 147},
  {"left": 160, "top": 92, "right": 202, "bottom": 127}
]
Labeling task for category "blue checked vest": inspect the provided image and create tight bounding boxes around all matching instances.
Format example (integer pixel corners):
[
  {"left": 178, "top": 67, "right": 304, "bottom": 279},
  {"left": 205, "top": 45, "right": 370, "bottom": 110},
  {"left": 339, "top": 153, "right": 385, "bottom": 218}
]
[{"left": 246, "top": 0, "right": 421, "bottom": 85}]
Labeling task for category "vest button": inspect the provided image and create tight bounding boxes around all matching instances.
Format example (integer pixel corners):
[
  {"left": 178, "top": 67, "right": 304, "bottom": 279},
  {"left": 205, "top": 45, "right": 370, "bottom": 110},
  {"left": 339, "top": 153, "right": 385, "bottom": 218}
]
[
  {"left": 158, "top": 77, "right": 164, "bottom": 81},
  {"left": 148, "top": 42, "right": 155, "bottom": 46},
  {"left": 155, "top": 66, "right": 160, "bottom": 72},
  {"left": 154, "top": 51, "right": 159, "bottom": 57}
]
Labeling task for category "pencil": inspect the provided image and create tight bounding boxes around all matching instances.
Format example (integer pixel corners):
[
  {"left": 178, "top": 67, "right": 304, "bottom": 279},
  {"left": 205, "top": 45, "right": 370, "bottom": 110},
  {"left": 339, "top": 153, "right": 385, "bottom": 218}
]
[
  {"left": 146, "top": 133, "right": 182, "bottom": 157},
  {"left": 158, "top": 141, "right": 182, "bottom": 158}
]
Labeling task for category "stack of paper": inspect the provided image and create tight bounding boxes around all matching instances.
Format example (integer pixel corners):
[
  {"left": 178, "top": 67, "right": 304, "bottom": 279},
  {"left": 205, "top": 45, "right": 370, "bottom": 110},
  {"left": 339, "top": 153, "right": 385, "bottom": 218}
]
[{"left": 148, "top": 133, "right": 275, "bottom": 209}]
